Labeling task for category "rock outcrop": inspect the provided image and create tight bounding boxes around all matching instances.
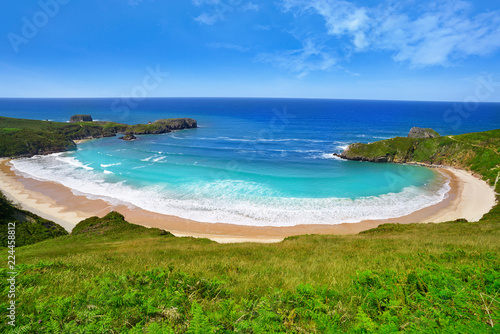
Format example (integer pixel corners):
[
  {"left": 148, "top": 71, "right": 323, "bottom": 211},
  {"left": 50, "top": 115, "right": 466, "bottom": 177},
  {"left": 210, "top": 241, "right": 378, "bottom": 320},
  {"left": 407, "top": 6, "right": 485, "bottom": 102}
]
[
  {"left": 153, "top": 118, "right": 197, "bottom": 130},
  {"left": 333, "top": 128, "right": 440, "bottom": 163},
  {"left": 69, "top": 114, "right": 93, "bottom": 123},
  {"left": 0, "top": 115, "right": 197, "bottom": 158},
  {"left": 127, "top": 118, "right": 197, "bottom": 135},
  {"left": 333, "top": 128, "right": 500, "bottom": 185},
  {"left": 119, "top": 133, "right": 137, "bottom": 141},
  {"left": 408, "top": 127, "right": 439, "bottom": 138}
]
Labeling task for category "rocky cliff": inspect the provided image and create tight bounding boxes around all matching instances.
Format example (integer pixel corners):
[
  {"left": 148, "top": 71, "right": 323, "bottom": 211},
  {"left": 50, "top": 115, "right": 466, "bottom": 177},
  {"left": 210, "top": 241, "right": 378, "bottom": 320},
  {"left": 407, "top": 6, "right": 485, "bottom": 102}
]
[
  {"left": 335, "top": 128, "right": 500, "bottom": 188},
  {"left": 0, "top": 116, "right": 198, "bottom": 158},
  {"left": 407, "top": 127, "right": 440, "bottom": 138},
  {"left": 69, "top": 114, "right": 93, "bottom": 122},
  {"left": 126, "top": 118, "right": 197, "bottom": 135}
]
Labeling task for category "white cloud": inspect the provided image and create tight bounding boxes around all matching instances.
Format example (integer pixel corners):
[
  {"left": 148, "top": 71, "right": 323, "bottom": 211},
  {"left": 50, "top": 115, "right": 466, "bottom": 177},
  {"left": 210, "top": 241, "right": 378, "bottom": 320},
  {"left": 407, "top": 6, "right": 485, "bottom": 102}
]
[
  {"left": 193, "top": 0, "right": 259, "bottom": 25},
  {"left": 256, "top": 39, "right": 337, "bottom": 78},
  {"left": 282, "top": 0, "right": 500, "bottom": 67},
  {"left": 254, "top": 24, "right": 270, "bottom": 31},
  {"left": 242, "top": 2, "right": 259, "bottom": 12},
  {"left": 128, "top": 0, "right": 155, "bottom": 6},
  {"left": 192, "top": 0, "right": 222, "bottom": 5},
  {"left": 194, "top": 12, "right": 224, "bottom": 25},
  {"left": 208, "top": 43, "right": 249, "bottom": 52}
]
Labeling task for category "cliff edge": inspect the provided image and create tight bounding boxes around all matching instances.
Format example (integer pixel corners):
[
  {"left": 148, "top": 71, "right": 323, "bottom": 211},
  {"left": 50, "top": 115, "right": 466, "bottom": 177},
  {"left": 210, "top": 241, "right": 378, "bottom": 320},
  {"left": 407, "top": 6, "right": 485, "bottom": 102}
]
[{"left": 335, "top": 128, "right": 500, "bottom": 190}]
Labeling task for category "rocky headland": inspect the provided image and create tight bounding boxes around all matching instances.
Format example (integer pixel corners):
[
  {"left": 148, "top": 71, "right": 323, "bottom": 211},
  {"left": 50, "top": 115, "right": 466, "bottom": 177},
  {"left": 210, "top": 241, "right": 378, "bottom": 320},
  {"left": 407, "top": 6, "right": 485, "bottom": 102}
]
[
  {"left": 333, "top": 128, "right": 500, "bottom": 188},
  {"left": 0, "top": 115, "right": 197, "bottom": 158},
  {"left": 407, "top": 127, "right": 440, "bottom": 138}
]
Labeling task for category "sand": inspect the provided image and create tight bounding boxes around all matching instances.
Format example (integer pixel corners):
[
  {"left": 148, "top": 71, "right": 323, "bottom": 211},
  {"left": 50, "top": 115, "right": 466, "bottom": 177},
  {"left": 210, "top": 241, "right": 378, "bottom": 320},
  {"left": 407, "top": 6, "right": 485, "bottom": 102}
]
[
  {"left": 72, "top": 139, "right": 92, "bottom": 145},
  {"left": 0, "top": 158, "right": 496, "bottom": 243}
]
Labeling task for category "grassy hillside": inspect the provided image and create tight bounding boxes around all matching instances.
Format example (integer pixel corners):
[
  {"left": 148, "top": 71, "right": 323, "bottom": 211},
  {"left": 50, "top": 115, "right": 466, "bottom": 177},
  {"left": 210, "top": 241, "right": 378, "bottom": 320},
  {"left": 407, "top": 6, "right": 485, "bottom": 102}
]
[
  {"left": 340, "top": 129, "right": 500, "bottom": 190},
  {"left": 0, "top": 116, "right": 197, "bottom": 158},
  {"left": 0, "top": 191, "right": 68, "bottom": 247},
  {"left": 0, "top": 128, "right": 499, "bottom": 332},
  {"left": 0, "top": 211, "right": 498, "bottom": 333}
]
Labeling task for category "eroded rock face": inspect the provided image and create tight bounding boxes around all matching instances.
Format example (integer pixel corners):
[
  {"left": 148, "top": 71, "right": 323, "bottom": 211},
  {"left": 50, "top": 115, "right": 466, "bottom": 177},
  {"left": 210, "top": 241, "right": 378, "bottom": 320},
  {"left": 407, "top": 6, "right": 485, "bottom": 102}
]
[
  {"left": 70, "top": 115, "right": 93, "bottom": 123},
  {"left": 408, "top": 127, "right": 439, "bottom": 138}
]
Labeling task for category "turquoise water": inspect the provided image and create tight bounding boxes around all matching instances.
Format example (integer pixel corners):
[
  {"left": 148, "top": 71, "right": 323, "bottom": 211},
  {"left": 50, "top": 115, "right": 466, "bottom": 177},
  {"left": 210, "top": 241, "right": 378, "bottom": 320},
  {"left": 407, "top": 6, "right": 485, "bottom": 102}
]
[{"left": 3, "top": 98, "right": 472, "bottom": 226}]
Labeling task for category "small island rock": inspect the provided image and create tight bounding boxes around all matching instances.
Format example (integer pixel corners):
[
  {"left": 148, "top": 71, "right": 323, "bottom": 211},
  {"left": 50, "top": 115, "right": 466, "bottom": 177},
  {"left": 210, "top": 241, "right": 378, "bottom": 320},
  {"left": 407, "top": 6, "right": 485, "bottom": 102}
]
[
  {"left": 408, "top": 127, "right": 440, "bottom": 138},
  {"left": 70, "top": 114, "right": 93, "bottom": 123},
  {"left": 119, "top": 133, "right": 137, "bottom": 141}
]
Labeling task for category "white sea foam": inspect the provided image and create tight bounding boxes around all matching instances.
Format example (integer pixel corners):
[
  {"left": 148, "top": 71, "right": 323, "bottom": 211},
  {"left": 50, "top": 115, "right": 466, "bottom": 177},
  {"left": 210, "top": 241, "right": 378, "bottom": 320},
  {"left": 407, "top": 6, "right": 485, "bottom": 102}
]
[
  {"left": 10, "top": 153, "right": 451, "bottom": 227},
  {"left": 103, "top": 170, "right": 114, "bottom": 174},
  {"left": 100, "top": 163, "right": 121, "bottom": 168},
  {"left": 336, "top": 145, "right": 349, "bottom": 151},
  {"left": 152, "top": 156, "right": 166, "bottom": 162},
  {"left": 55, "top": 156, "right": 93, "bottom": 170},
  {"left": 308, "top": 153, "right": 344, "bottom": 160},
  {"left": 132, "top": 165, "right": 149, "bottom": 169}
]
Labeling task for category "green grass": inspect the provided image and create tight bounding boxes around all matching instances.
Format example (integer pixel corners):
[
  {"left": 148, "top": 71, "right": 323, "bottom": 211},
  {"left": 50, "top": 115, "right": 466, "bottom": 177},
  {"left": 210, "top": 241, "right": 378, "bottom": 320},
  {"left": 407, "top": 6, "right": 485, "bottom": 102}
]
[
  {"left": 0, "top": 128, "right": 499, "bottom": 332},
  {"left": 0, "top": 116, "right": 197, "bottom": 158},
  {"left": 342, "top": 129, "right": 500, "bottom": 189},
  {"left": 0, "top": 192, "right": 68, "bottom": 247},
  {"left": 1, "top": 212, "right": 499, "bottom": 332}
]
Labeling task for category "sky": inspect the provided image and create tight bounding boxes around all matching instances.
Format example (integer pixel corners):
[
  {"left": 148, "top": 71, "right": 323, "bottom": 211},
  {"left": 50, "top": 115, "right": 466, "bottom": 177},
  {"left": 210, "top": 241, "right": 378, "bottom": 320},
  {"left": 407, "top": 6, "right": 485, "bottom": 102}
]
[{"left": 1, "top": 0, "right": 500, "bottom": 101}]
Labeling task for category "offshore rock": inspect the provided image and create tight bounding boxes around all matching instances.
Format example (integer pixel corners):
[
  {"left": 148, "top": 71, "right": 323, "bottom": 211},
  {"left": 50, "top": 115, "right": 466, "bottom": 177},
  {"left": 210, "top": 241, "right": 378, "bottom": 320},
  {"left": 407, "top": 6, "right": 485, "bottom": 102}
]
[{"left": 119, "top": 133, "right": 137, "bottom": 141}]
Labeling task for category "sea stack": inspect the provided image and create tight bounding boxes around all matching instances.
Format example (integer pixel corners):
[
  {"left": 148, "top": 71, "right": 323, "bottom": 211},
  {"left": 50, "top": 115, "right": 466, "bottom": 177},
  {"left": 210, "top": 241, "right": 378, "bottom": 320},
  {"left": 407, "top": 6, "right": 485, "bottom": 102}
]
[
  {"left": 119, "top": 133, "right": 137, "bottom": 141},
  {"left": 70, "top": 114, "right": 93, "bottom": 123}
]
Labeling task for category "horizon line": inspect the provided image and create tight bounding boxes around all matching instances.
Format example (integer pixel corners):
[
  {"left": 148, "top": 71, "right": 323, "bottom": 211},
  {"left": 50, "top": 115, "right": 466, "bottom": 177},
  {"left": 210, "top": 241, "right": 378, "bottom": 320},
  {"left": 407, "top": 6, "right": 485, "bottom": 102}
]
[{"left": 0, "top": 96, "right": 499, "bottom": 104}]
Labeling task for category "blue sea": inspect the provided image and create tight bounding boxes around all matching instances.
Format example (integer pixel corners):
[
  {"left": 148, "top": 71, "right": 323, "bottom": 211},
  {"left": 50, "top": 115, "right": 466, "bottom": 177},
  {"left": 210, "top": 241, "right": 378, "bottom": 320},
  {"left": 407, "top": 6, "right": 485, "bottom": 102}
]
[{"left": 3, "top": 98, "right": 500, "bottom": 226}]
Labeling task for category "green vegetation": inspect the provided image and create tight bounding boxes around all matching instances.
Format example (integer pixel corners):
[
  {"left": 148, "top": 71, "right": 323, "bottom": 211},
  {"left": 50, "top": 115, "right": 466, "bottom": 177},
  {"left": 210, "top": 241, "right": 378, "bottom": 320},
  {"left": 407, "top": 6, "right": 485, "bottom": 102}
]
[
  {"left": 419, "top": 128, "right": 440, "bottom": 137},
  {"left": 341, "top": 129, "right": 500, "bottom": 190},
  {"left": 0, "top": 116, "right": 116, "bottom": 157},
  {"left": 1, "top": 211, "right": 499, "bottom": 332},
  {"left": 407, "top": 127, "right": 440, "bottom": 138},
  {"left": 69, "top": 115, "right": 93, "bottom": 123},
  {"left": 125, "top": 119, "right": 198, "bottom": 135},
  {"left": 0, "top": 116, "right": 197, "bottom": 158},
  {"left": 0, "top": 128, "right": 499, "bottom": 332},
  {"left": 0, "top": 192, "right": 67, "bottom": 247}
]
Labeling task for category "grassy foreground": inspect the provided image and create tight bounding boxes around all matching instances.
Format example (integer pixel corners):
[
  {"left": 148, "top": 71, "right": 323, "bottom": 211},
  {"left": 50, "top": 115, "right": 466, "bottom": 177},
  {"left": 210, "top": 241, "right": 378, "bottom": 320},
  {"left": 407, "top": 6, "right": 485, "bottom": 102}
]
[
  {"left": 1, "top": 212, "right": 499, "bottom": 333},
  {"left": 0, "top": 129, "right": 499, "bottom": 332}
]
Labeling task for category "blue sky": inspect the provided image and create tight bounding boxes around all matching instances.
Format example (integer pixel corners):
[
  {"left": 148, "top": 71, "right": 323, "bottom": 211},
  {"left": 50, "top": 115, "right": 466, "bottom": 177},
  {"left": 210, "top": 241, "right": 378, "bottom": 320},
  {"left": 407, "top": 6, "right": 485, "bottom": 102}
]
[{"left": 1, "top": 0, "right": 500, "bottom": 101}]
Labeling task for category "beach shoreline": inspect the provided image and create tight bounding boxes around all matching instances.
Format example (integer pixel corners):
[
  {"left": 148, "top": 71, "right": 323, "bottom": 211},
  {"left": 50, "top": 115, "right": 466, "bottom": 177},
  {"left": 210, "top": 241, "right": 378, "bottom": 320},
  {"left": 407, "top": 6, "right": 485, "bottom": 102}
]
[{"left": 0, "top": 157, "right": 496, "bottom": 243}]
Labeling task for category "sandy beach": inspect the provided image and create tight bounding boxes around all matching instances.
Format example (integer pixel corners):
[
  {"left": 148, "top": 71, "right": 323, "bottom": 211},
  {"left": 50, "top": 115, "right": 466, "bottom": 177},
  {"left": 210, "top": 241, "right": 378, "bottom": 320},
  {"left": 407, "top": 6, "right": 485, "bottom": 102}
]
[{"left": 0, "top": 157, "right": 496, "bottom": 243}]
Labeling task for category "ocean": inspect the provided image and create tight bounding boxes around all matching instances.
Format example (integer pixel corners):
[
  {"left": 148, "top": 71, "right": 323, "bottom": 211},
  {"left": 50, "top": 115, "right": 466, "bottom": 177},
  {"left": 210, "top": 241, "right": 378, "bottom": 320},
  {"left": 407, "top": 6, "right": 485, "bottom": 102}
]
[{"left": 2, "top": 98, "right": 499, "bottom": 226}]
